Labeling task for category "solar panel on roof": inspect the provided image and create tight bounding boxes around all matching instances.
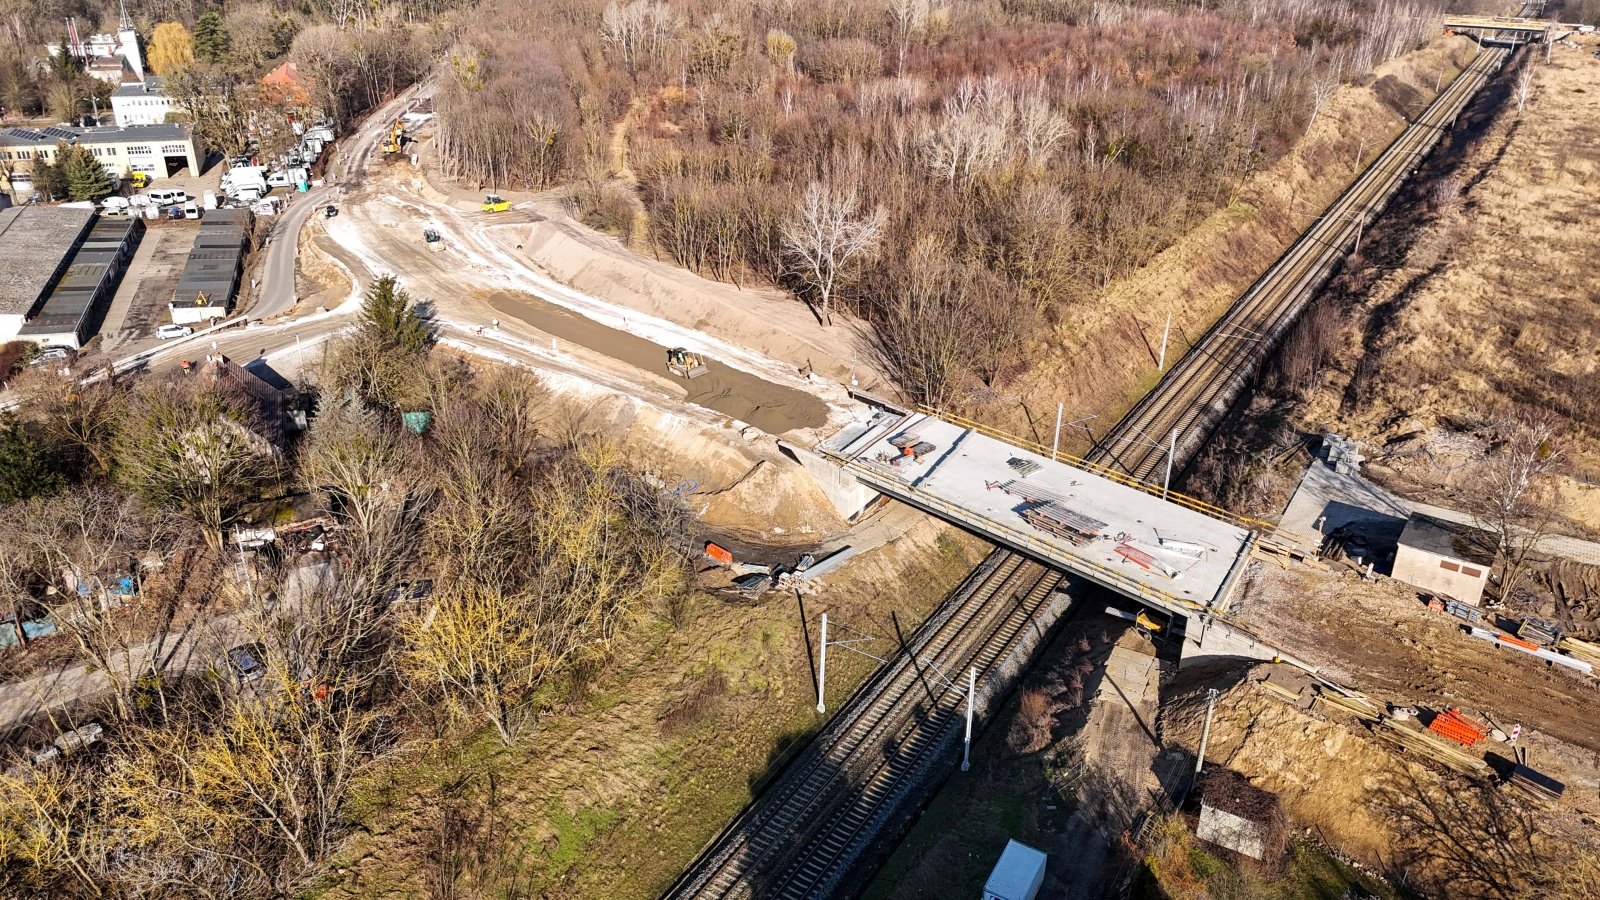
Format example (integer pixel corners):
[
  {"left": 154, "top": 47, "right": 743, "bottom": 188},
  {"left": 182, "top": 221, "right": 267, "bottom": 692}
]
[
  {"left": 41, "top": 127, "right": 76, "bottom": 140},
  {"left": 6, "top": 128, "right": 44, "bottom": 140}
]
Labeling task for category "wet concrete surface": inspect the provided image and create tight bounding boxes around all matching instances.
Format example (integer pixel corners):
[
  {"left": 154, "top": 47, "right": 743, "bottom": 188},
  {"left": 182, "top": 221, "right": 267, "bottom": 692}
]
[{"left": 486, "top": 291, "right": 830, "bottom": 435}]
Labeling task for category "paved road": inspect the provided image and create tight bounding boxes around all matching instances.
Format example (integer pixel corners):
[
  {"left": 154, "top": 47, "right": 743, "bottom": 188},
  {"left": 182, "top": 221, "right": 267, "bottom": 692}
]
[{"left": 250, "top": 82, "right": 429, "bottom": 320}]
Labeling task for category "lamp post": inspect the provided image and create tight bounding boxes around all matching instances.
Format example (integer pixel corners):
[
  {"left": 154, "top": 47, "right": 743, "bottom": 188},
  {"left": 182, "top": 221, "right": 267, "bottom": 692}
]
[{"left": 79, "top": 96, "right": 101, "bottom": 123}]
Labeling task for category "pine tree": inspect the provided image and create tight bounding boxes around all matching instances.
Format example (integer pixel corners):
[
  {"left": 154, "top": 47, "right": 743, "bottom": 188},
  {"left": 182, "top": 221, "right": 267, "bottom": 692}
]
[
  {"left": 193, "top": 13, "right": 231, "bottom": 64},
  {"left": 359, "top": 275, "right": 431, "bottom": 352},
  {"left": 57, "top": 142, "right": 115, "bottom": 201}
]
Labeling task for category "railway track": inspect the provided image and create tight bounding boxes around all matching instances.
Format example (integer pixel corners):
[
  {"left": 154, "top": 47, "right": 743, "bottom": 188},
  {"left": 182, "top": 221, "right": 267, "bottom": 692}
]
[
  {"left": 664, "top": 555, "right": 1065, "bottom": 898},
  {"left": 667, "top": 28, "right": 1522, "bottom": 900},
  {"left": 1093, "top": 44, "right": 1508, "bottom": 481}
]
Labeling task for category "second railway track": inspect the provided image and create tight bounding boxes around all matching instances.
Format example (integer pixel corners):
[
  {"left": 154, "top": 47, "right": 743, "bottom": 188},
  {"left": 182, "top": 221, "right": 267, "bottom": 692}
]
[
  {"left": 1094, "top": 44, "right": 1508, "bottom": 481},
  {"left": 664, "top": 556, "right": 1066, "bottom": 898},
  {"left": 666, "top": 28, "right": 1523, "bottom": 900}
]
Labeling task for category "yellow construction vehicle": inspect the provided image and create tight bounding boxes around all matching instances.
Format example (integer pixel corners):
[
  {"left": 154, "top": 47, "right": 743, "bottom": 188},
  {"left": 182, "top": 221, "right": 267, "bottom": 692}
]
[
  {"left": 129, "top": 172, "right": 149, "bottom": 189},
  {"left": 666, "top": 347, "right": 708, "bottom": 379},
  {"left": 381, "top": 118, "right": 406, "bottom": 154},
  {"left": 481, "top": 194, "right": 510, "bottom": 213}
]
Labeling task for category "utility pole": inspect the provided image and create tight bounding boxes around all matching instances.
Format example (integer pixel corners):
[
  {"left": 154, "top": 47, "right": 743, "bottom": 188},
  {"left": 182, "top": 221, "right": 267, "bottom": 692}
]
[
  {"left": 961, "top": 666, "right": 976, "bottom": 772},
  {"left": 1051, "top": 402, "right": 1063, "bottom": 461},
  {"left": 1163, "top": 428, "right": 1178, "bottom": 499},
  {"left": 816, "top": 612, "right": 828, "bottom": 713},
  {"left": 1157, "top": 313, "right": 1172, "bottom": 372},
  {"left": 1195, "top": 687, "right": 1220, "bottom": 776}
]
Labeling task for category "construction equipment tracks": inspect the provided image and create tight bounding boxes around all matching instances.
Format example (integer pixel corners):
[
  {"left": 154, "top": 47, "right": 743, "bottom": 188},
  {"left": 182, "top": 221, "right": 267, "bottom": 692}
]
[
  {"left": 663, "top": 555, "right": 1065, "bottom": 898},
  {"left": 1092, "top": 44, "right": 1508, "bottom": 482}
]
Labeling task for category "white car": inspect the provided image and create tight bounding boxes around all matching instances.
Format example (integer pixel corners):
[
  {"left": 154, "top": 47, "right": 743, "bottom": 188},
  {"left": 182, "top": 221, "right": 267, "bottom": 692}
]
[{"left": 156, "top": 324, "right": 194, "bottom": 340}]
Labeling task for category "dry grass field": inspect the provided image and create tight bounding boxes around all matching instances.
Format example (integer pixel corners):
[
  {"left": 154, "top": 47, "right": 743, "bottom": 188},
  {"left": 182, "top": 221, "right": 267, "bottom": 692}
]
[{"left": 1286, "top": 39, "right": 1600, "bottom": 530}]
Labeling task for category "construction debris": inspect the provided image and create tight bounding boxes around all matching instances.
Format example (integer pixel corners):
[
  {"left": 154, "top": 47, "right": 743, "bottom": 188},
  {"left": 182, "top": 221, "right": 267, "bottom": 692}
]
[
  {"left": 1465, "top": 626, "right": 1594, "bottom": 675},
  {"left": 1427, "top": 708, "right": 1488, "bottom": 747},
  {"left": 1506, "top": 764, "right": 1565, "bottom": 803},
  {"left": 1373, "top": 716, "right": 1489, "bottom": 774},
  {"left": 1006, "top": 457, "right": 1042, "bottom": 477}
]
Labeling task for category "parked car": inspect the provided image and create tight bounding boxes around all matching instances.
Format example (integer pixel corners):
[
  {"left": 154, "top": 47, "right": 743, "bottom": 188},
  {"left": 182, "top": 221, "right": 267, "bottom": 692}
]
[
  {"left": 183, "top": 201, "right": 200, "bottom": 219},
  {"left": 225, "top": 642, "right": 268, "bottom": 684},
  {"left": 324, "top": 204, "right": 338, "bottom": 218},
  {"left": 156, "top": 323, "right": 194, "bottom": 340}
]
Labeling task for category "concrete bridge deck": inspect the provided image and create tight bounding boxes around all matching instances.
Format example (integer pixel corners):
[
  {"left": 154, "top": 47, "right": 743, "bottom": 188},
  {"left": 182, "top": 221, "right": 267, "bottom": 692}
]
[{"left": 817, "top": 406, "right": 1257, "bottom": 617}]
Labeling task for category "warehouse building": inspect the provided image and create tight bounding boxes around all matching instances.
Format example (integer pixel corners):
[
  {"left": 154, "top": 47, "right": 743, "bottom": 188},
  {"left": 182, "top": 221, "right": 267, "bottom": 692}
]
[
  {"left": 18, "top": 216, "right": 144, "bottom": 349},
  {"left": 169, "top": 209, "right": 251, "bottom": 324},
  {"left": 0, "top": 123, "right": 205, "bottom": 194},
  {"left": 0, "top": 206, "right": 97, "bottom": 342}
]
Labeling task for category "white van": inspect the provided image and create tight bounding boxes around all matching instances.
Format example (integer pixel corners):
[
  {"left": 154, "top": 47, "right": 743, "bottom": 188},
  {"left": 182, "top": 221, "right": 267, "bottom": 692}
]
[
  {"left": 183, "top": 201, "right": 200, "bottom": 219},
  {"left": 202, "top": 190, "right": 219, "bottom": 210},
  {"left": 101, "top": 196, "right": 130, "bottom": 212},
  {"left": 145, "top": 188, "right": 179, "bottom": 206}
]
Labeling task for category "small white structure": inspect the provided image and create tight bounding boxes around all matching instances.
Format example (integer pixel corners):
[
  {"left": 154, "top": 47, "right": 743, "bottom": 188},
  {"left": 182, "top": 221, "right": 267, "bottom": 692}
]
[
  {"left": 1391, "top": 513, "right": 1495, "bottom": 607},
  {"left": 1195, "top": 770, "right": 1284, "bottom": 863},
  {"left": 983, "top": 840, "right": 1047, "bottom": 900}
]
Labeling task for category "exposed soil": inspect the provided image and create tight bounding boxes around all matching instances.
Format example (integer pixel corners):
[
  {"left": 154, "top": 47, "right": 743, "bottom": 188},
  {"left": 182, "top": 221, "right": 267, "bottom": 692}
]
[
  {"left": 1234, "top": 561, "right": 1600, "bottom": 754},
  {"left": 1161, "top": 662, "right": 1600, "bottom": 897},
  {"left": 484, "top": 291, "right": 829, "bottom": 435}
]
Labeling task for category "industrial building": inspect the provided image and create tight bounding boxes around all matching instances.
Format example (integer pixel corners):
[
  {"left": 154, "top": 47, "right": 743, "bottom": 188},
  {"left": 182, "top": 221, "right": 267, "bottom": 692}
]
[
  {"left": 0, "top": 123, "right": 204, "bottom": 194},
  {"left": 0, "top": 207, "right": 141, "bottom": 349},
  {"left": 1391, "top": 513, "right": 1496, "bottom": 606},
  {"left": 169, "top": 209, "right": 251, "bottom": 324}
]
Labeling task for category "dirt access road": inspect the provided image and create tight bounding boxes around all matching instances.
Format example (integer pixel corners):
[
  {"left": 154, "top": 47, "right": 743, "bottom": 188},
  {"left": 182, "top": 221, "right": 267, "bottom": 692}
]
[{"left": 309, "top": 125, "right": 849, "bottom": 440}]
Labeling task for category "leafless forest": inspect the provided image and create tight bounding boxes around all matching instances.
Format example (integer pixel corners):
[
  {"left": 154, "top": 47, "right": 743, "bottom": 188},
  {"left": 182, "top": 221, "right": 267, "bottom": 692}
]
[{"left": 433, "top": 0, "right": 1441, "bottom": 406}]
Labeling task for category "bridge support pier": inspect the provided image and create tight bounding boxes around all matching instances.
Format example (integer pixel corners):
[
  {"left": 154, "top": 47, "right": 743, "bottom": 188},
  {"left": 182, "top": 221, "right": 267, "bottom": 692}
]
[
  {"left": 1179, "top": 614, "right": 1286, "bottom": 669},
  {"left": 777, "top": 440, "right": 881, "bottom": 520}
]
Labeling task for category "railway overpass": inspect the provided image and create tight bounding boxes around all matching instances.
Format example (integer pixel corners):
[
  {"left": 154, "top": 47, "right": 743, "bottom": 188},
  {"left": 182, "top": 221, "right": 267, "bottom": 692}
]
[
  {"left": 792, "top": 400, "right": 1297, "bottom": 666},
  {"left": 1442, "top": 14, "right": 1591, "bottom": 44}
]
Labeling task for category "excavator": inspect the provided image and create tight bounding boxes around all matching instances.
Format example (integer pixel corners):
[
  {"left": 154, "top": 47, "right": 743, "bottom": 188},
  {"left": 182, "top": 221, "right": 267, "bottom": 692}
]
[
  {"left": 666, "top": 347, "right": 708, "bottom": 379},
  {"left": 381, "top": 118, "right": 407, "bottom": 155},
  {"left": 481, "top": 194, "right": 510, "bottom": 212}
]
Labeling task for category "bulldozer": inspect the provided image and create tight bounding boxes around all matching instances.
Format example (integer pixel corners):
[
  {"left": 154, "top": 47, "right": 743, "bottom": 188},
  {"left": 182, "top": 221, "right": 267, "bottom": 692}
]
[
  {"left": 481, "top": 194, "right": 510, "bottom": 213},
  {"left": 666, "top": 347, "right": 708, "bottom": 379}
]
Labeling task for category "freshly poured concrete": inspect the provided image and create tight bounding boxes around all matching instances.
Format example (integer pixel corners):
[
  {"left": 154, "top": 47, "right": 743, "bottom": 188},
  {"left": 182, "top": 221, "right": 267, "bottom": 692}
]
[{"left": 819, "top": 409, "right": 1255, "bottom": 612}]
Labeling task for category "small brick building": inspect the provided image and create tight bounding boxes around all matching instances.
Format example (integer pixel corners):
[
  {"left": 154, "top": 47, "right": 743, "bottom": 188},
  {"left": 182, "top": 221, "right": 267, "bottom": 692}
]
[{"left": 1391, "top": 513, "right": 1496, "bottom": 606}]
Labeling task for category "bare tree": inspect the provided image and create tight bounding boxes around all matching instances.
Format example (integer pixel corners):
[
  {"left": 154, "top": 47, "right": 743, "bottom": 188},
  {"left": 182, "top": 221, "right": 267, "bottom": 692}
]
[
  {"left": 1306, "top": 75, "right": 1339, "bottom": 133},
  {"left": 886, "top": 0, "right": 931, "bottom": 76},
  {"left": 599, "top": 0, "right": 675, "bottom": 78},
  {"left": 112, "top": 380, "right": 280, "bottom": 551},
  {"left": 781, "top": 179, "right": 886, "bottom": 326},
  {"left": 1463, "top": 412, "right": 1564, "bottom": 602},
  {"left": 20, "top": 489, "right": 182, "bottom": 721},
  {"left": 1516, "top": 65, "right": 1535, "bottom": 113}
]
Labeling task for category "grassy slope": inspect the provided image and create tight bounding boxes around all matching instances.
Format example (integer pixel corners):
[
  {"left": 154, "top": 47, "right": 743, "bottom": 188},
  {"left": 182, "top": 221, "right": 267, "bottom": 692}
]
[{"left": 312, "top": 524, "right": 986, "bottom": 899}]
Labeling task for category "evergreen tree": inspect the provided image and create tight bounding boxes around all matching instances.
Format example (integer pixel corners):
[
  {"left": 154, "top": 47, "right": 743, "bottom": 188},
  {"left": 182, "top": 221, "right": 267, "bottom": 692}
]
[
  {"left": 193, "top": 13, "right": 231, "bottom": 64},
  {"left": 49, "top": 36, "right": 84, "bottom": 81},
  {"left": 0, "top": 418, "right": 64, "bottom": 503},
  {"left": 359, "top": 275, "right": 431, "bottom": 352},
  {"left": 30, "top": 155, "right": 68, "bottom": 200},
  {"left": 57, "top": 143, "right": 115, "bottom": 201}
]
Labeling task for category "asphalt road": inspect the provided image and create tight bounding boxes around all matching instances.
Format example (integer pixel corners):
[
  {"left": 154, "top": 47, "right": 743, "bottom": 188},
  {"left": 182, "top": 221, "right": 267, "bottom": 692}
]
[{"left": 250, "top": 82, "right": 429, "bottom": 321}]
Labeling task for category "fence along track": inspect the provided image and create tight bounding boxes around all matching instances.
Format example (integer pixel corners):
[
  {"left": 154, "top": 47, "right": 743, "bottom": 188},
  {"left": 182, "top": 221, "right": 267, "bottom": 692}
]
[
  {"left": 665, "top": 557, "right": 1060, "bottom": 898},
  {"left": 1093, "top": 45, "right": 1507, "bottom": 481}
]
